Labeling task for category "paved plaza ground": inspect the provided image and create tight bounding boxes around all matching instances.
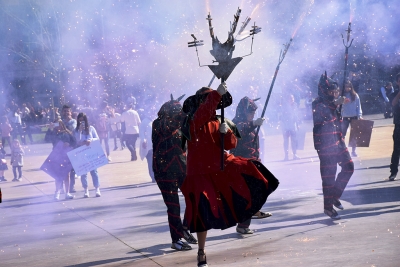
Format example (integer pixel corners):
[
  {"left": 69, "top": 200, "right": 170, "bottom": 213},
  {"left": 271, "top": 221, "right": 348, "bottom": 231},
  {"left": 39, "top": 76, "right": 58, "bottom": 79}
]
[{"left": 0, "top": 114, "right": 399, "bottom": 267}]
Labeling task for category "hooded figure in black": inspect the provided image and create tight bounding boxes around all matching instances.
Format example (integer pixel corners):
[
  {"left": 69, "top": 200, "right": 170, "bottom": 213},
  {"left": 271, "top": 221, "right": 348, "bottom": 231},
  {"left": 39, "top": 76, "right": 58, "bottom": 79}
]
[
  {"left": 312, "top": 72, "right": 354, "bottom": 220},
  {"left": 230, "top": 96, "right": 272, "bottom": 234},
  {"left": 231, "top": 97, "right": 264, "bottom": 160},
  {"left": 152, "top": 95, "right": 197, "bottom": 251}
]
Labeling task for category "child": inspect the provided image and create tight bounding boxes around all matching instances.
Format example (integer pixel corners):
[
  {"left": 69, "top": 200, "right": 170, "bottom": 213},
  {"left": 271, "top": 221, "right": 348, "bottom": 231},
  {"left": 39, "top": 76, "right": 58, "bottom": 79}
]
[
  {"left": 0, "top": 116, "right": 13, "bottom": 154},
  {"left": 11, "top": 139, "right": 24, "bottom": 182},
  {"left": 0, "top": 142, "right": 8, "bottom": 181}
]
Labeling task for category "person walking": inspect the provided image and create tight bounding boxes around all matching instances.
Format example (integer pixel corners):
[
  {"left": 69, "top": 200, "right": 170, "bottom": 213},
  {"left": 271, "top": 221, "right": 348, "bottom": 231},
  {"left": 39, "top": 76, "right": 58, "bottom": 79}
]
[
  {"left": 180, "top": 84, "right": 279, "bottom": 267},
  {"left": 152, "top": 95, "right": 197, "bottom": 251},
  {"left": 312, "top": 72, "right": 354, "bottom": 220},
  {"left": 121, "top": 103, "right": 141, "bottom": 161},
  {"left": 230, "top": 96, "right": 272, "bottom": 235}
]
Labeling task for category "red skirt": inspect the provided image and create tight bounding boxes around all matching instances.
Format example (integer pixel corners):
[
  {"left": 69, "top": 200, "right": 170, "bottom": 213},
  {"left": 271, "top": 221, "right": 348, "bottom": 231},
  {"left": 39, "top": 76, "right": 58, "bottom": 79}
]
[{"left": 181, "top": 157, "right": 279, "bottom": 232}]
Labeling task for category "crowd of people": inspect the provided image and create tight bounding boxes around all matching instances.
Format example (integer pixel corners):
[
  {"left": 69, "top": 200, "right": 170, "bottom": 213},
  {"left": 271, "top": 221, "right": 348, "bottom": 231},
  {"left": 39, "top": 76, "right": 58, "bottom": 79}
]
[{"left": 1, "top": 73, "right": 400, "bottom": 267}]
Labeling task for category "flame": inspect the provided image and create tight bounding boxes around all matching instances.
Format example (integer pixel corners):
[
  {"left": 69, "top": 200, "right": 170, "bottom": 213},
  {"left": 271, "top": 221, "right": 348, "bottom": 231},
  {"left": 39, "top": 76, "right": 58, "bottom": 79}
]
[
  {"left": 205, "top": 0, "right": 210, "bottom": 12},
  {"left": 349, "top": 0, "right": 356, "bottom": 23},
  {"left": 250, "top": 3, "right": 260, "bottom": 18},
  {"left": 291, "top": 0, "right": 314, "bottom": 38}
]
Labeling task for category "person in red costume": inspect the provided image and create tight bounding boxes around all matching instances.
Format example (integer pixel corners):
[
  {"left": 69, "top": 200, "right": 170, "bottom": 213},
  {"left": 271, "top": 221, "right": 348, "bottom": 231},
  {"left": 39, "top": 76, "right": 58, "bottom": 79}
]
[{"left": 181, "top": 83, "right": 279, "bottom": 267}]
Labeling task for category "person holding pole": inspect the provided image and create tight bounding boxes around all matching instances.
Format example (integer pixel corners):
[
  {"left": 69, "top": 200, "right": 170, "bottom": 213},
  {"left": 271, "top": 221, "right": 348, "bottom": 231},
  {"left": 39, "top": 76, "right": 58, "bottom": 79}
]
[
  {"left": 180, "top": 84, "right": 278, "bottom": 267},
  {"left": 312, "top": 72, "right": 354, "bottom": 220},
  {"left": 230, "top": 96, "right": 272, "bottom": 234}
]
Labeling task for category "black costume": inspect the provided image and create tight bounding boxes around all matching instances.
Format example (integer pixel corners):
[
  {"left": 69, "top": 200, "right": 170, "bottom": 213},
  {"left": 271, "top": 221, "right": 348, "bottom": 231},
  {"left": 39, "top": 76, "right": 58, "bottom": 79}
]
[
  {"left": 312, "top": 73, "right": 354, "bottom": 217},
  {"left": 231, "top": 97, "right": 260, "bottom": 160},
  {"left": 152, "top": 97, "right": 191, "bottom": 244}
]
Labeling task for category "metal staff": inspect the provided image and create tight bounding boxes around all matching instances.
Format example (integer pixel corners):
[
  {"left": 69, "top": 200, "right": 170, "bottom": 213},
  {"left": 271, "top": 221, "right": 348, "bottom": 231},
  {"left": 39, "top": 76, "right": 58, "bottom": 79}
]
[
  {"left": 188, "top": 8, "right": 261, "bottom": 169},
  {"left": 339, "top": 22, "right": 354, "bottom": 116},
  {"left": 253, "top": 38, "right": 293, "bottom": 147}
]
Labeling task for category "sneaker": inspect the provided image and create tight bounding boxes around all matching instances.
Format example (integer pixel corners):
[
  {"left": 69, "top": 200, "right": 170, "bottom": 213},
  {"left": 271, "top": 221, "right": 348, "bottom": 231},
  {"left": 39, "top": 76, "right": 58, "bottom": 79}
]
[
  {"left": 236, "top": 227, "right": 254, "bottom": 234},
  {"left": 0, "top": 177, "right": 7, "bottom": 181},
  {"left": 54, "top": 191, "right": 60, "bottom": 200},
  {"left": 95, "top": 188, "right": 101, "bottom": 197},
  {"left": 17, "top": 177, "right": 22, "bottom": 182},
  {"left": 324, "top": 208, "right": 341, "bottom": 220},
  {"left": 65, "top": 193, "right": 75, "bottom": 200},
  {"left": 183, "top": 229, "right": 198, "bottom": 244},
  {"left": 293, "top": 154, "right": 300, "bottom": 160},
  {"left": 107, "top": 156, "right": 112, "bottom": 162},
  {"left": 171, "top": 240, "right": 192, "bottom": 251},
  {"left": 389, "top": 173, "right": 397, "bottom": 181},
  {"left": 333, "top": 199, "right": 344, "bottom": 210},
  {"left": 351, "top": 151, "right": 358, "bottom": 157},
  {"left": 84, "top": 189, "right": 90, "bottom": 198},
  {"left": 12, "top": 178, "right": 18, "bottom": 182}
]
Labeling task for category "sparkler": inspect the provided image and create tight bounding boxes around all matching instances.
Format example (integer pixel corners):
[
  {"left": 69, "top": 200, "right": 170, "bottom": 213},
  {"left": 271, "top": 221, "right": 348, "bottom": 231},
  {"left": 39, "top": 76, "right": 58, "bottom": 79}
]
[
  {"left": 253, "top": 38, "right": 293, "bottom": 147},
  {"left": 188, "top": 7, "right": 261, "bottom": 169}
]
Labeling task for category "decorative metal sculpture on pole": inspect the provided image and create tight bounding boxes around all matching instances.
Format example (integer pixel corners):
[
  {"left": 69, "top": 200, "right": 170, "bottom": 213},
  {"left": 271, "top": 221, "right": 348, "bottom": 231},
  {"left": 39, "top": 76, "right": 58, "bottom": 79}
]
[
  {"left": 188, "top": 7, "right": 261, "bottom": 169},
  {"left": 253, "top": 38, "right": 293, "bottom": 147}
]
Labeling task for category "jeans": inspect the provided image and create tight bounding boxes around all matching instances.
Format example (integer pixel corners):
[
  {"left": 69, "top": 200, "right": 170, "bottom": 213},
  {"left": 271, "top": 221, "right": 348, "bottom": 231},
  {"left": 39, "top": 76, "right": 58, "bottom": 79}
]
[
  {"left": 81, "top": 169, "right": 100, "bottom": 189},
  {"left": 69, "top": 169, "right": 76, "bottom": 191},
  {"left": 318, "top": 149, "right": 354, "bottom": 210},
  {"left": 125, "top": 134, "right": 139, "bottom": 160},
  {"left": 341, "top": 116, "right": 357, "bottom": 150},
  {"left": 283, "top": 129, "right": 297, "bottom": 156},
  {"left": 99, "top": 135, "right": 110, "bottom": 156},
  {"left": 13, "top": 166, "right": 22, "bottom": 179}
]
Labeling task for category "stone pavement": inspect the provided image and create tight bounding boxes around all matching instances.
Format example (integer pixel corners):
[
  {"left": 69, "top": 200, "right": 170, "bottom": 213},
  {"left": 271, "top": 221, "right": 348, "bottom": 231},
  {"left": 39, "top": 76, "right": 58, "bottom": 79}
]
[{"left": 0, "top": 114, "right": 399, "bottom": 267}]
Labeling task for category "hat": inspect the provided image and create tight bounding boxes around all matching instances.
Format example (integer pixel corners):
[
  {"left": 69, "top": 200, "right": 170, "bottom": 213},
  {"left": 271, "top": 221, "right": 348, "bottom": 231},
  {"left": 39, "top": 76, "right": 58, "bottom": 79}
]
[
  {"left": 157, "top": 94, "right": 185, "bottom": 118},
  {"left": 233, "top": 96, "right": 260, "bottom": 122},
  {"left": 182, "top": 87, "right": 232, "bottom": 114},
  {"left": 318, "top": 71, "right": 339, "bottom": 100}
]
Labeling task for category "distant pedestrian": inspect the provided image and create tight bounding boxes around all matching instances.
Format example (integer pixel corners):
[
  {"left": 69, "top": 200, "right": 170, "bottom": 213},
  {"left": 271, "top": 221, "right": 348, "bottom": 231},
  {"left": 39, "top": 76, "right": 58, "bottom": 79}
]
[
  {"left": 61, "top": 105, "right": 77, "bottom": 193},
  {"left": 388, "top": 73, "right": 400, "bottom": 181},
  {"left": 121, "top": 103, "right": 141, "bottom": 161},
  {"left": 280, "top": 94, "right": 301, "bottom": 160},
  {"left": 0, "top": 116, "right": 12, "bottom": 154},
  {"left": 0, "top": 142, "right": 8, "bottom": 182},
  {"left": 46, "top": 120, "right": 77, "bottom": 200},
  {"left": 341, "top": 81, "right": 363, "bottom": 157},
  {"left": 10, "top": 139, "right": 24, "bottom": 182},
  {"left": 74, "top": 113, "right": 102, "bottom": 197},
  {"left": 381, "top": 82, "right": 394, "bottom": 119}
]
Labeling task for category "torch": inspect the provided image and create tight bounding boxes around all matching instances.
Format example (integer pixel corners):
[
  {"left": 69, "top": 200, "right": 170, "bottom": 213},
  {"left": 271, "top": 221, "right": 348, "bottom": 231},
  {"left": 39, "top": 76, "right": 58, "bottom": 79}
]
[
  {"left": 188, "top": 7, "right": 261, "bottom": 169},
  {"left": 253, "top": 38, "right": 293, "bottom": 147},
  {"left": 339, "top": 22, "right": 354, "bottom": 116}
]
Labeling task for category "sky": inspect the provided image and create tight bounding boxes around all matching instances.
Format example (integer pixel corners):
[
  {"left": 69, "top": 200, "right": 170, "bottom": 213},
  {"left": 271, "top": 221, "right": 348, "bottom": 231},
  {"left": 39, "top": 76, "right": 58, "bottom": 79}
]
[{"left": 0, "top": 0, "right": 399, "bottom": 118}]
